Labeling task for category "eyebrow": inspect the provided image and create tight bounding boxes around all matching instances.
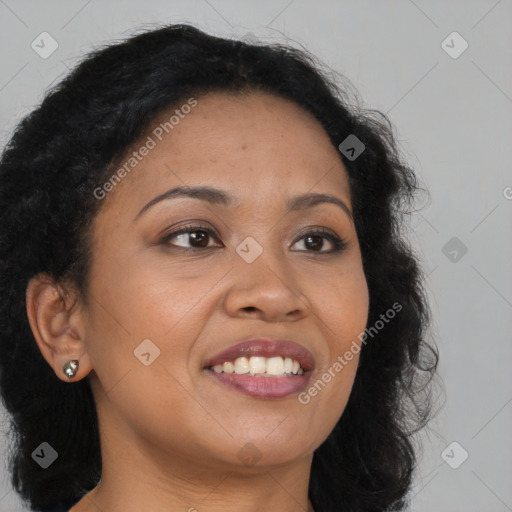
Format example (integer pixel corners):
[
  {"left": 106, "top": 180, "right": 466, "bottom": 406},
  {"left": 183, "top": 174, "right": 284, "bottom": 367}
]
[{"left": 134, "top": 185, "right": 352, "bottom": 221}]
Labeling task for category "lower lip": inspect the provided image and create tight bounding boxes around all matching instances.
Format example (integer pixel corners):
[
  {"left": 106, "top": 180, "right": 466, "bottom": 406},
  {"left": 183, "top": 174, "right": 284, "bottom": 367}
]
[{"left": 204, "top": 370, "right": 312, "bottom": 399}]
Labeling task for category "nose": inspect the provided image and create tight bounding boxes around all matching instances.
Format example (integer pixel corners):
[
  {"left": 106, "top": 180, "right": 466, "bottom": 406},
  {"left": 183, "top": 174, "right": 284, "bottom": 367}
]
[{"left": 222, "top": 244, "right": 309, "bottom": 323}]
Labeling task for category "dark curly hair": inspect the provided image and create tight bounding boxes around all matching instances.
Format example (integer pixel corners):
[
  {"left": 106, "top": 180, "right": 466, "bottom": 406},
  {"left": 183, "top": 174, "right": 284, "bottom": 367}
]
[{"left": 0, "top": 23, "right": 438, "bottom": 512}]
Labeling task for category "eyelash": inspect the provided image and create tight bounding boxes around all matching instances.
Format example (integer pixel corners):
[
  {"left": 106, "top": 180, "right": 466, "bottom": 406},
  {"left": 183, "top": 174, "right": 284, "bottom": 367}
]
[{"left": 160, "top": 224, "right": 348, "bottom": 254}]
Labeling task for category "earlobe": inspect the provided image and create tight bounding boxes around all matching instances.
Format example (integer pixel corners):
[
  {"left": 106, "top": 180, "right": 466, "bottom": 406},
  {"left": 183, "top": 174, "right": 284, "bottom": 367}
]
[{"left": 25, "top": 273, "right": 92, "bottom": 382}]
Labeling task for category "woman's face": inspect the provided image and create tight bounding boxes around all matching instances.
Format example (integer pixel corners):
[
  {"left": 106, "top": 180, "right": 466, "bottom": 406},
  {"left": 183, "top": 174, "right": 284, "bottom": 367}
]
[{"left": 81, "top": 91, "right": 369, "bottom": 470}]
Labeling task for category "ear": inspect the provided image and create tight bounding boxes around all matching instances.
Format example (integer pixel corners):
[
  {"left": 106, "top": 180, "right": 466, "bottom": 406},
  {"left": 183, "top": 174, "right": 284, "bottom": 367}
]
[{"left": 25, "top": 273, "right": 93, "bottom": 382}]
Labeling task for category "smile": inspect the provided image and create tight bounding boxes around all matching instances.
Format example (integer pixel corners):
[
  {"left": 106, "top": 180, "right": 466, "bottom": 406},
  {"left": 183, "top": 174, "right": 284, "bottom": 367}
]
[
  {"left": 203, "top": 338, "right": 315, "bottom": 399},
  {"left": 206, "top": 355, "right": 305, "bottom": 376}
]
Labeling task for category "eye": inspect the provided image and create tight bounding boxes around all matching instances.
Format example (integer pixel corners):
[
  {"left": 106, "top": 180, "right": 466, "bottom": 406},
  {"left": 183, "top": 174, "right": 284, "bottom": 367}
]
[
  {"left": 160, "top": 224, "right": 348, "bottom": 254},
  {"left": 160, "top": 224, "right": 221, "bottom": 250},
  {"left": 291, "top": 228, "right": 348, "bottom": 254}
]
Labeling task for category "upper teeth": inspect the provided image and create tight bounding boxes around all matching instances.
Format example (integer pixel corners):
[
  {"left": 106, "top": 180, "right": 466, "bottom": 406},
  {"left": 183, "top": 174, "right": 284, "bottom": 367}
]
[{"left": 210, "top": 356, "right": 304, "bottom": 376}]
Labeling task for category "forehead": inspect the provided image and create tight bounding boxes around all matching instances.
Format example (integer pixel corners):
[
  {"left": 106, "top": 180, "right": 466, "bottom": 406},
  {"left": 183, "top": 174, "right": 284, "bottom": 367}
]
[{"left": 97, "top": 91, "right": 351, "bottom": 219}]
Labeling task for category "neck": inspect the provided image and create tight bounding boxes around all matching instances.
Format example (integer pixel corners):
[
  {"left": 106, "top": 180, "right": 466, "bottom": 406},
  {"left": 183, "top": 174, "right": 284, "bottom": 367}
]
[
  {"left": 70, "top": 402, "right": 315, "bottom": 512},
  {"left": 71, "top": 462, "right": 315, "bottom": 512}
]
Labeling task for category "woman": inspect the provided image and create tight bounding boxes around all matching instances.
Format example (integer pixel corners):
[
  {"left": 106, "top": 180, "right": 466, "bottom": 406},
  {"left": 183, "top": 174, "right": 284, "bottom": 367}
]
[{"left": 0, "top": 23, "right": 438, "bottom": 512}]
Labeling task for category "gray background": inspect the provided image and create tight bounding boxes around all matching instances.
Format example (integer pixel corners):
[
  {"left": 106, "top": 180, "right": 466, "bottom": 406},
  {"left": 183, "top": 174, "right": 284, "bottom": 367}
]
[{"left": 1, "top": 1, "right": 511, "bottom": 511}]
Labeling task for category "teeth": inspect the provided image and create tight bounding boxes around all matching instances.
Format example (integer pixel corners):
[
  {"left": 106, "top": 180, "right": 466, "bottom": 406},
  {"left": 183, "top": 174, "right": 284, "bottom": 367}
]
[
  {"left": 249, "top": 356, "right": 266, "bottom": 375},
  {"left": 222, "top": 361, "right": 234, "bottom": 374},
  {"left": 210, "top": 356, "right": 305, "bottom": 376},
  {"left": 234, "top": 356, "right": 250, "bottom": 374},
  {"left": 266, "top": 356, "right": 284, "bottom": 375}
]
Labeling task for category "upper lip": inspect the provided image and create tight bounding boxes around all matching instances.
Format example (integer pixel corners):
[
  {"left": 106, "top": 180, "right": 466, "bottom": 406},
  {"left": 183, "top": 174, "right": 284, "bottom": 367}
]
[{"left": 203, "top": 339, "right": 315, "bottom": 372}]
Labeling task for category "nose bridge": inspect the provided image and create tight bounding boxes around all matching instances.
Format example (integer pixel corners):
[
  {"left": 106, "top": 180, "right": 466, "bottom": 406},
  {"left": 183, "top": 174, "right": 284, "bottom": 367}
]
[
  {"left": 234, "top": 227, "right": 288, "bottom": 281},
  {"left": 224, "top": 228, "right": 307, "bottom": 320},
  {"left": 231, "top": 200, "right": 287, "bottom": 259}
]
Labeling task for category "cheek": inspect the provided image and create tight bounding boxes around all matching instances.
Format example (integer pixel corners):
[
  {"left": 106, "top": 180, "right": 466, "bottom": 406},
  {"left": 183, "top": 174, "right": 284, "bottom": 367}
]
[
  {"left": 304, "top": 263, "right": 368, "bottom": 407},
  {"left": 83, "top": 252, "right": 232, "bottom": 398},
  {"left": 88, "top": 248, "right": 219, "bottom": 338},
  {"left": 315, "top": 263, "right": 370, "bottom": 351}
]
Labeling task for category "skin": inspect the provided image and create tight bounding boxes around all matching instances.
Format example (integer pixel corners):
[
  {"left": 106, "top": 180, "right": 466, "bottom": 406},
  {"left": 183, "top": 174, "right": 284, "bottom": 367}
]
[{"left": 26, "top": 91, "right": 369, "bottom": 512}]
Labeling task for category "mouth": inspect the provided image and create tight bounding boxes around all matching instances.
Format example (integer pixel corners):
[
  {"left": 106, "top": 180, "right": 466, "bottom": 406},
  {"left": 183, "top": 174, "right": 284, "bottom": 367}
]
[{"left": 202, "top": 339, "right": 314, "bottom": 399}]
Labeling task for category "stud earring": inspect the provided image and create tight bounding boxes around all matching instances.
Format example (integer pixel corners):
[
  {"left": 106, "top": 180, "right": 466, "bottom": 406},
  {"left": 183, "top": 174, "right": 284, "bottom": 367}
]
[{"left": 63, "top": 359, "right": 79, "bottom": 379}]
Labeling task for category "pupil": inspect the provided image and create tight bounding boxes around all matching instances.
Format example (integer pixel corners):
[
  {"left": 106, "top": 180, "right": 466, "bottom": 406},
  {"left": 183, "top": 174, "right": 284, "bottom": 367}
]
[
  {"left": 306, "top": 235, "right": 322, "bottom": 251},
  {"left": 191, "top": 231, "right": 208, "bottom": 247}
]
